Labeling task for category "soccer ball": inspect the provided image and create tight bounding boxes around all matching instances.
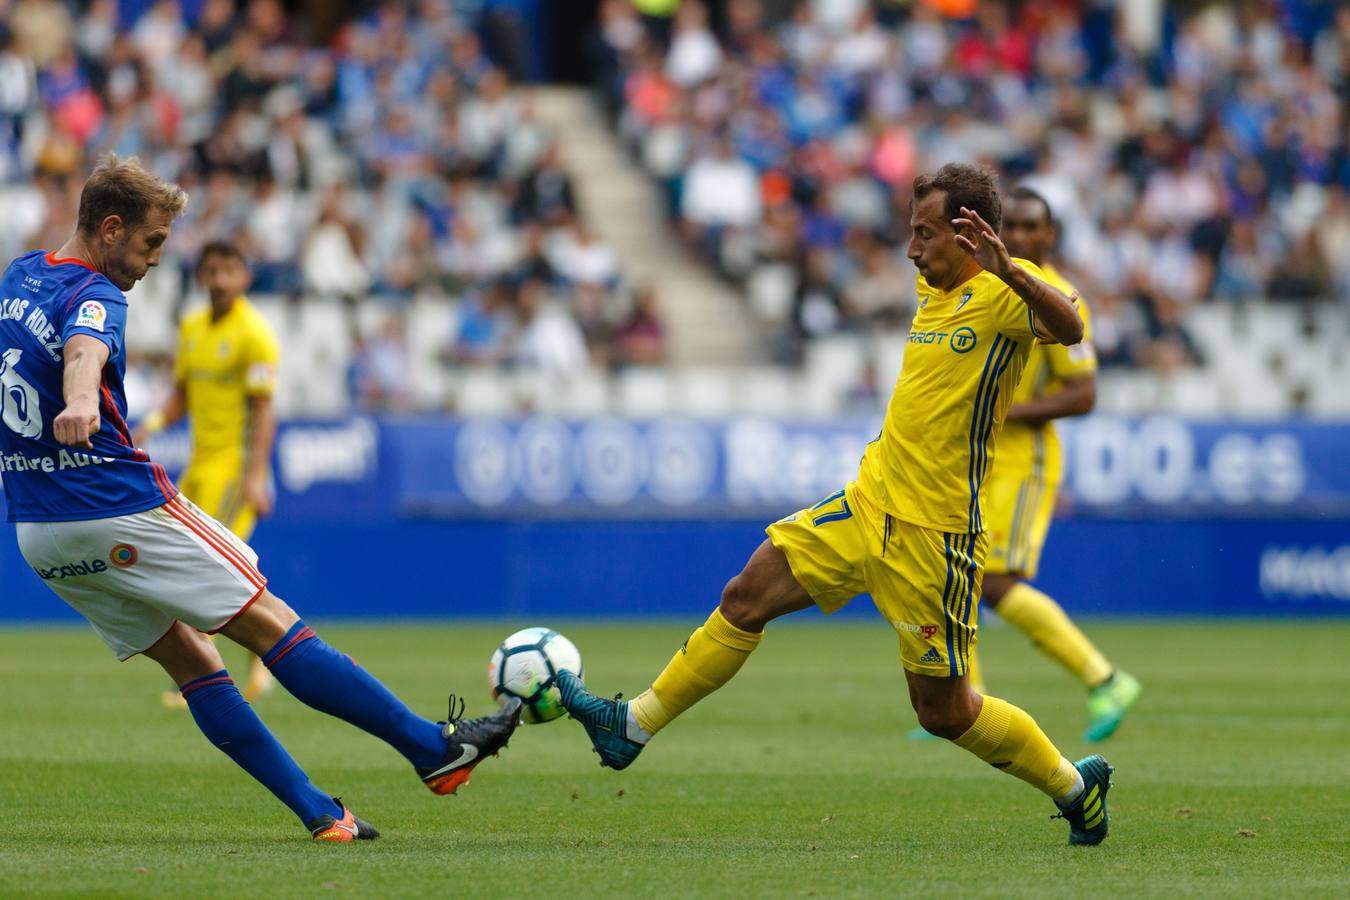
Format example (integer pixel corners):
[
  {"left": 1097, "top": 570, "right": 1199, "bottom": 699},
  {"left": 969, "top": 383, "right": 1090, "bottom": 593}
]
[{"left": 488, "top": 627, "right": 583, "bottom": 724}]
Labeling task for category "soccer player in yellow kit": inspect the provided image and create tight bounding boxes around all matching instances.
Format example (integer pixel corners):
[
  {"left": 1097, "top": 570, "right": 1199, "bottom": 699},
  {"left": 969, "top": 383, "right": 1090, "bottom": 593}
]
[
  {"left": 975, "top": 187, "right": 1141, "bottom": 742},
  {"left": 137, "top": 241, "right": 280, "bottom": 704},
  {"left": 557, "top": 164, "right": 1115, "bottom": 846}
]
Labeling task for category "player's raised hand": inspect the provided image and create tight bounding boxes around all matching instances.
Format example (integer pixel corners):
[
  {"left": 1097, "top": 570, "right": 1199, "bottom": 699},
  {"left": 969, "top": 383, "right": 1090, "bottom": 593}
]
[
  {"left": 53, "top": 399, "right": 100, "bottom": 449},
  {"left": 952, "top": 206, "right": 1013, "bottom": 278},
  {"left": 244, "top": 471, "right": 274, "bottom": 518}
]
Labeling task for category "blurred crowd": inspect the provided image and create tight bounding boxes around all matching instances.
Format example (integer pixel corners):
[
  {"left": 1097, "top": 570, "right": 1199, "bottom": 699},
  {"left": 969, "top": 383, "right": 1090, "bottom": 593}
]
[
  {"left": 0, "top": 0, "right": 666, "bottom": 412},
  {"left": 592, "top": 0, "right": 1350, "bottom": 370}
]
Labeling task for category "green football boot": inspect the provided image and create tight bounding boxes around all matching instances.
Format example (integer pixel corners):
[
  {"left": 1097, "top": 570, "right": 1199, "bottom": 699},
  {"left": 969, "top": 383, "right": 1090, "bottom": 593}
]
[
  {"left": 556, "top": 670, "right": 646, "bottom": 770},
  {"left": 1053, "top": 754, "right": 1113, "bottom": 845},
  {"left": 1085, "top": 670, "right": 1142, "bottom": 743}
]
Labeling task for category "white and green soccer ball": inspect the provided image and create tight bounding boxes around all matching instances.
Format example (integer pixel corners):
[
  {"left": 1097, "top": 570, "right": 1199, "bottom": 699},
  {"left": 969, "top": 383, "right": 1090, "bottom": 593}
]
[{"left": 488, "top": 627, "right": 583, "bottom": 724}]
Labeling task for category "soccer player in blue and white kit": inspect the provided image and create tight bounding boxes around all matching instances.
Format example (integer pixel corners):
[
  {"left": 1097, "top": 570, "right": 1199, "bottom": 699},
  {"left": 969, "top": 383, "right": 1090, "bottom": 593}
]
[{"left": 0, "top": 155, "right": 521, "bottom": 842}]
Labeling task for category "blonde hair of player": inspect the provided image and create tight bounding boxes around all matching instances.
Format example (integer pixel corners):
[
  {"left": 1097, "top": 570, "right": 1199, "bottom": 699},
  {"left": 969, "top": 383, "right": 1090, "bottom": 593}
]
[{"left": 76, "top": 153, "right": 189, "bottom": 238}]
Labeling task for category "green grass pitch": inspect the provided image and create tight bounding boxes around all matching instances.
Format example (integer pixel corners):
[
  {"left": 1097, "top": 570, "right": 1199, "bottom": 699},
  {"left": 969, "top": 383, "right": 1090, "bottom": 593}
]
[{"left": 1, "top": 618, "right": 1347, "bottom": 898}]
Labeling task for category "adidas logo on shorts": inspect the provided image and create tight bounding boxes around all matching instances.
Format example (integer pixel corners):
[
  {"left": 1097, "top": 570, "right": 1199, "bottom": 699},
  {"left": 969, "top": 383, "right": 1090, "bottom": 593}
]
[{"left": 920, "top": 647, "right": 944, "bottom": 664}]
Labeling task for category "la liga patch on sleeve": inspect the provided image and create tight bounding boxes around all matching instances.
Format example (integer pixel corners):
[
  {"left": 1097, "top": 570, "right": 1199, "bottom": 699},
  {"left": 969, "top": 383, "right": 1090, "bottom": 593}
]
[{"left": 76, "top": 300, "right": 107, "bottom": 332}]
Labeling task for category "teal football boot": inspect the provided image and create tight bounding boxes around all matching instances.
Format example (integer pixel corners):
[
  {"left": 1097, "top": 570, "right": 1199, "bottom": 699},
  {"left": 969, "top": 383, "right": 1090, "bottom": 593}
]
[
  {"left": 556, "top": 670, "right": 646, "bottom": 770},
  {"left": 1053, "top": 754, "right": 1113, "bottom": 845}
]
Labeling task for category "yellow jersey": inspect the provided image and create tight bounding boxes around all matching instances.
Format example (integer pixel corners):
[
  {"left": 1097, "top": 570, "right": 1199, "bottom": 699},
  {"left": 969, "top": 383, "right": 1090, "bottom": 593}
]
[
  {"left": 174, "top": 295, "right": 279, "bottom": 470},
  {"left": 856, "top": 259, "right": 1063, "bottom": 534},
  {"left": 994, "top": 263, "right": 1096, "bottom": 487}
]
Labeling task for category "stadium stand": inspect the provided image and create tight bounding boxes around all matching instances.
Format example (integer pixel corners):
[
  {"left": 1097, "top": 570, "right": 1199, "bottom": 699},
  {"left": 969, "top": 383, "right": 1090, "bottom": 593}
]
[{"left": 1, "top": 1, "right": 1348, "bottom": 419}]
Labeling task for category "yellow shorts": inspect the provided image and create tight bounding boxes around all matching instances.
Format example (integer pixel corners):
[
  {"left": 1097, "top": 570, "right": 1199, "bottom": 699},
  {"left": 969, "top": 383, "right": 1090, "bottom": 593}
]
[
  {"left": 178, "top": 463, "right": 256, "bottom": 541},
  {"left": 983, "top": 464, "right": 1058, "bottom": 580},
  {"left": 766, "top": 483, "right": 986, "bottom": 678}
]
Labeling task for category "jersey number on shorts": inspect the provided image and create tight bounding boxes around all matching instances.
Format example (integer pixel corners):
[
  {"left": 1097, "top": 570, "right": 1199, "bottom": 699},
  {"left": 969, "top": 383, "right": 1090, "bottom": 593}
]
[{"left": 0, "top": 348, "right": 42, "bottom": 438}]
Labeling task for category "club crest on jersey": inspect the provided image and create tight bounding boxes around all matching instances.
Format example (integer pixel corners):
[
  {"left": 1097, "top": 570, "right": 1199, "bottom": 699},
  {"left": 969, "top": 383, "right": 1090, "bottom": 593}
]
[
  {"left": 956, "top": 289, "right": 973, "bottom": 312},
  {"left": 109, "top": 543, "right": 138, "bottom": 568},
  {"left": 950, "top": 326, "right": 977, "bottom": 354},
  {"left": 76, "top": 300, "right": 106, "bottom": 332}
]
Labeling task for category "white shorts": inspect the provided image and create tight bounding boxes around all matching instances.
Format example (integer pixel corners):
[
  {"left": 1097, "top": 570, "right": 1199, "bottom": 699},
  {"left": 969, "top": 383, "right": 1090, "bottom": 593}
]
[{"left": 16, "top": 495, "right": 268, "bottom": 660}]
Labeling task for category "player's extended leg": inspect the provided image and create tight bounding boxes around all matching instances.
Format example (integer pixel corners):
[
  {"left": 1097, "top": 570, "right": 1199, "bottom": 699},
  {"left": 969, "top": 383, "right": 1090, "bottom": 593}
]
[
  {"left": 219, "top": 590, "right": 521, "bottom": 794},
  {"left": 557, "top": 538, "right": 814, "bottom": 769},
  {"left": 984, "top": 573, "right": 1141, "bottom": 742},
  {"left": 906, "top": 669, "right": 1112, "bottom": 845},
  {"left": 143, "top": 621, "right": 375, "bottom": 840}
]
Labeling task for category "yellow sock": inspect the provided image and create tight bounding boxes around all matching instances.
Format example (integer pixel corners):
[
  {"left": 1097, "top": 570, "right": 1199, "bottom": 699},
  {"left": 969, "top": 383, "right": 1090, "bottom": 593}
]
[
  {"left": 631, "top": 608, "right": 763, "bottom": 735},
  {"left": 967, "top": 646, "right": 986, "bottom": 695},
  {"left": 953, "top": 695, "right": 1082, "bottom": 801},
  {"left": 998, "top": 583, "right": 1113, "bottom": 687}
]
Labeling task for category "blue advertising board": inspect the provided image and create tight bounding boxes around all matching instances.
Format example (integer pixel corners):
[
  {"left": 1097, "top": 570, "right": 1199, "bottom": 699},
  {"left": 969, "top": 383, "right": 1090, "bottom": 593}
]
[{"left": 2, "top": 415, "right": 1348, "bottom": 621}]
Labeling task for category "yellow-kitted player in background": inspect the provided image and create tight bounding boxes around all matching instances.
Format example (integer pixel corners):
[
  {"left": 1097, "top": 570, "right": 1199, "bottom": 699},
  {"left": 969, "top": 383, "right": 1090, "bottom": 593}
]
[
  {"left": 137, "top": 240, "right": 280, "bottom": 704},
  {"left": 974, "top": 187, "right": 1140, "bottom": 742}
]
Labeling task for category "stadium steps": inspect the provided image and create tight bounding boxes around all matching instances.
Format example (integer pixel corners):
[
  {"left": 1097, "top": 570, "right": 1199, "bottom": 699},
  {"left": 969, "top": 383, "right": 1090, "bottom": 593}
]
[{"left": 528, "top": 87, "right": 765, "bottom": 365}]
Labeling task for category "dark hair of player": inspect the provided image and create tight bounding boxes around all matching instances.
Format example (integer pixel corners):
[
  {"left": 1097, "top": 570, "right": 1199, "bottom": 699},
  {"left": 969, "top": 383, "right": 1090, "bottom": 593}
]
[
  {"left": 76, "top": 153, "right": 189, "bottom": 237},
  {"left": 196, "top": 240, "right": 247, "bottom": 273},
  {"left": 912, "top": 163, "right": 1002, "bottom": 233},
  {"left": 1008, "top": 186, "right": 1056, "bottom": 229}
]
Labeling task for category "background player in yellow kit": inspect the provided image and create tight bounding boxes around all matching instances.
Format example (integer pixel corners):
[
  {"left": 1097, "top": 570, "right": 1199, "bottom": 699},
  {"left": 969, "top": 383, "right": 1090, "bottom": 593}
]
[
  {"left": 975, "top": 187, "right": 1142, "bottom": 742},
  {"left": 136, "top": 240, "right": 280, "bottom": 703},
  {"left": 557, "top": 164, "right": 1117, "bottom": 846}
]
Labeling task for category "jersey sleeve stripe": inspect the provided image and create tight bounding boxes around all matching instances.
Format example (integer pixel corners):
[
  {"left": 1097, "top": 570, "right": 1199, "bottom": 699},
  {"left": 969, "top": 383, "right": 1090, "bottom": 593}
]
[
  {"left": 966, "top": 336, "right": 1005, "bottom": 532},
  {"left": 62, "top": 273, "right": 101, "bottom": 316},
  {"left": 100, "top": 383, "right": 176, "bottom": 501},
  {"left": 976, "top": 340, "right": 1017, "bottom": 524},
  {"left": 967, "top": 337, "right": 1016, "bottom": 532},
  {"left": 974, "top": 347, "right": 1019, "bottom": 516},
  {"left": 164, "top": 497, "right": 265, "bottom": 589}
]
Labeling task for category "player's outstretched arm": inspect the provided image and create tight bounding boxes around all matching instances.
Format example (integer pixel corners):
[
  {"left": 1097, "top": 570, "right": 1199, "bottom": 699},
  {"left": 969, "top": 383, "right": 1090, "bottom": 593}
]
[
  {"left": 54, "top": 334, "right": 109, "bottom": 449},
  {"left": 1006, "top": 373, "right": 1096, "bottom": 426},
  {"left": 133, "top": 382, "right": 186, "bottom": 446},
  {"left": 951, "top": 206, "right": 1084, "bottom": 346},
  {"left": 244, "top": 393, "right": 277, "bottom": 516}
]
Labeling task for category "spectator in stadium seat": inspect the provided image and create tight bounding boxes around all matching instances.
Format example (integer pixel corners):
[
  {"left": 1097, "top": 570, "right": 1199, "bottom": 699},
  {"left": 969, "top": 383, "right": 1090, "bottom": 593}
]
[
  {"left": 1267, "top": 231, "right": 1332, "bottom": 303},
  {"left": 613, "top": 285, "right": 668, "bottom": 368},
  {"left": 512, "top": 142, "right": 576, "bottom": 225},
  {"left": 245, "top": 175, "right": 304, "bottom": 294},
  {"left": 350, "top": 314, "right": 412, "bottom": 412},
  {"left": 301, "top": 185, "right": 369, "bottom": 299},
  {"left": 1213, "top": 219, "right": 1276, "bottom": 302},
  {"left": 509, "top": 278, "right": 589, "bottom": 373},
  {"left": 448, "top": 281, "right": 514, "bottom": 367},
  {"left": 665, "top": 1, "right": 722, "bottom": 88},
  {"left": 549, "top": 221, "right": 620, "bottom": 291},
  {"left": 789, "top": 245, "right": 847, "bottom": 346},
  {"left": 843, "top": 233, "right": 915, "bottom": 326},
  {"left": 680, "top": 138, "right": 761, "bottom": 249},
  {"left": 458, "top": 67, "right": 518, "bottom": 164}
]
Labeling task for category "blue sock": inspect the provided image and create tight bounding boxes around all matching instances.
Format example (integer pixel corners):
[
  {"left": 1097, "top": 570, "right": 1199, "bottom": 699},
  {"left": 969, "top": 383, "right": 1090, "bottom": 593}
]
[
  {"left": 181, "top": 671, "right": 340, "bottom": 826},
  {"left": 262, "top": 621, "right": 447, "bottom": 770}
]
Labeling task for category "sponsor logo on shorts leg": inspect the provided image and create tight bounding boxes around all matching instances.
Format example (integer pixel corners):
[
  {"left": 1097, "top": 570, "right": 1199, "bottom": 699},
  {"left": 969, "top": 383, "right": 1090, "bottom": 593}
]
[
  {"left": 920, "top": 647, "right": 945, "bottom": 664},
  {"left": 109, "top": 543, "right": 138, "bottom": 568},
  {"left": 895, "top": 622, "right": 942, "bottom": 640},
  {"left": 34, "top": 559, "right": 108, "bottom": 580}
]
